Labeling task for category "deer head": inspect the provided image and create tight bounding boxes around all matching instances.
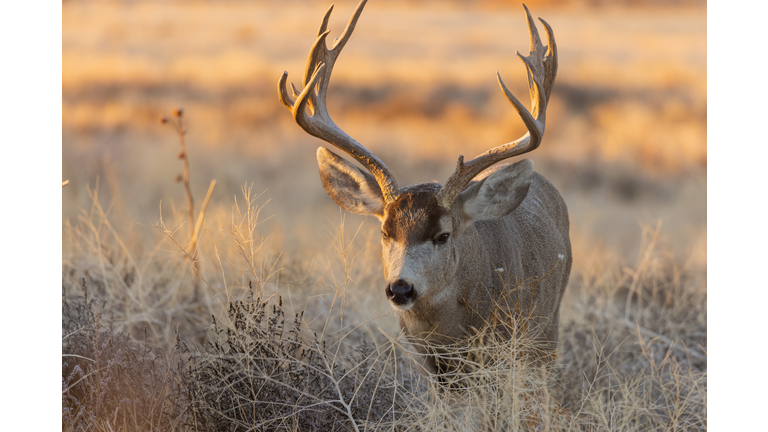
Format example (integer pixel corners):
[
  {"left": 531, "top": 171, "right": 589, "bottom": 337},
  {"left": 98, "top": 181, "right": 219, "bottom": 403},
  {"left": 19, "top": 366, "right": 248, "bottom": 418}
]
[{"left": 279, "top": 0, "right": 558, "bottom": 312}]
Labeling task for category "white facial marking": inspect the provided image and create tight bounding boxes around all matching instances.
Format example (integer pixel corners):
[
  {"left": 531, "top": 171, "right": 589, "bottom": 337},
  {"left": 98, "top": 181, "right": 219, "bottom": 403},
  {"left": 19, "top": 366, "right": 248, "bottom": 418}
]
[
  {"left": 382, "top": 215, "right": 454, "bottom": 308},
  {"left": 391, "top": 302, "right": 414, "bottom": 312}
]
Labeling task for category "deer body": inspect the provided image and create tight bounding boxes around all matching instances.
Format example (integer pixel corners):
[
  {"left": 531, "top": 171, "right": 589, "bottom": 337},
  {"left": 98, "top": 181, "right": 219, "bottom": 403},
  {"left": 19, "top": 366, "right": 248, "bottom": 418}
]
[
  {"left": 279, "top": 0, "right": 570, "bottom": 375},
  {"left": 391, "top": 172, "right": 571, "bottom": 373},
  {"left": 363, "top": 164, "right": 571, "bottom": 373}
]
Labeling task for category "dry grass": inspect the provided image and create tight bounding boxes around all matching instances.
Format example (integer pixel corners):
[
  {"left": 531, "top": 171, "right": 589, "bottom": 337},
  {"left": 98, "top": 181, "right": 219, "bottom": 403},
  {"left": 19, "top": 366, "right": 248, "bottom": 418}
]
[
  {"left": 62, "top": 179, "right": 705, "bottom": 430},
  {"left": 62, "top": 285, "right": 188, "bottom": 431},
  {"left": 62, "top": 0, "right": 706, "bottom": 430}
]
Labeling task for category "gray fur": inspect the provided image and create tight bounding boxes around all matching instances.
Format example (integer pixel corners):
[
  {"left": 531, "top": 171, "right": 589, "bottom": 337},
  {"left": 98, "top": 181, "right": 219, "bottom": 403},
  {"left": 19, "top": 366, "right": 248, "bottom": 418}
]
[
  {"left": 317, "top": 147, "right": 385, "bottom": 216},
  {"left": 318, "top": 154, "right": 572, "bottom": 374},
  {"left": 458, "top": 159, "right": 533, "bottom": 228},
  {"left": 284, "top": 1, "right": 568, "bottom": 378}
]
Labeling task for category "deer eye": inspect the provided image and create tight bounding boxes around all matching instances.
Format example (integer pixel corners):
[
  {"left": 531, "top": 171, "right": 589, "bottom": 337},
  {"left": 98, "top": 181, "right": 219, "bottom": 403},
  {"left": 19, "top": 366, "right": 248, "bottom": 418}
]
[{"left": 434, "top": 233, "right": 450, "bottom": 245}]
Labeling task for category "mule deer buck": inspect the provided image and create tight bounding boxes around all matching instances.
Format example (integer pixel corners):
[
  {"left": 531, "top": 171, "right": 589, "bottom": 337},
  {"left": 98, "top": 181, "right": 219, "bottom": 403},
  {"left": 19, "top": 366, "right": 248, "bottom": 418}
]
[{"left": 278, "top": 0, "right": 571, "bottom": 375}]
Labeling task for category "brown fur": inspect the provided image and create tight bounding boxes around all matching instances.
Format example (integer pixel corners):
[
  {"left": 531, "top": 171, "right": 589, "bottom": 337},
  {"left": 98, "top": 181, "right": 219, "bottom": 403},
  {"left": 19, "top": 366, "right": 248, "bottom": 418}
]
[{"left": 382, "top": 185, "right": 446, "bottom": 244}]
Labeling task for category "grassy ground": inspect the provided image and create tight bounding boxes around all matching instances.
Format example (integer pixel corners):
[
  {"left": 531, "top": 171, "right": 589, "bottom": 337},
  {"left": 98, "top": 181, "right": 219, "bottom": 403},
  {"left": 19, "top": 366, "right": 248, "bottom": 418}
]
[{"left": 62, "top": 0, "right": 706, "bottom": 430}]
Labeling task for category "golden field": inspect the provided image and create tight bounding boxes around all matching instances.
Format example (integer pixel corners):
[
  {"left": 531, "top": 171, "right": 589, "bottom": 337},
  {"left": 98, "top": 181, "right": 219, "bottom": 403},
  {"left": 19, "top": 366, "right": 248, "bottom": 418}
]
[{"left": 62, "top": 0, "right": 706, "bottom": 430}]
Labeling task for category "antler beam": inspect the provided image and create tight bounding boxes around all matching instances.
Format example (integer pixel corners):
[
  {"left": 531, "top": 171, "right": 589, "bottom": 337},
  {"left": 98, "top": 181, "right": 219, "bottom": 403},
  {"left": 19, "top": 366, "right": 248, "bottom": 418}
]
[
  {"left": 436, "top": 5, "right": 558, "bottom": 209},
  {"left": 278, "top": 0, "right": 400, "bottom": 203}
]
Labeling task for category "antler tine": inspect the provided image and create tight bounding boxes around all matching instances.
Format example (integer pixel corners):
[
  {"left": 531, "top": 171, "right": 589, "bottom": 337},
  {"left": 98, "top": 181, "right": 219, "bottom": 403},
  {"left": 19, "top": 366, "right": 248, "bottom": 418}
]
[
  {"left": 300, "top": 29, "right": 332, "bottom": 101},
  {"left": 538, "top": 17, "right": 558, "bottom": 101},
  {"left": 277, "top": 0, "right": 399, "bottom": 203},
  {"left": 497, "top": 71, "right": 541, "bottom": 143},
  {"left": 278, "top": 72, "right": 295, "bottom": 110},
  {"left": 436, "top": 5, "right": 558, "bottom": 209},
  {"left": 523, "top": 4, "right": 543, "bottom": 60},
  {"left": 317, "top": 4, "right": 333, "bottom": 37},
  {"left": 330, "top": 0, "right": 367, "bottom": 52}
]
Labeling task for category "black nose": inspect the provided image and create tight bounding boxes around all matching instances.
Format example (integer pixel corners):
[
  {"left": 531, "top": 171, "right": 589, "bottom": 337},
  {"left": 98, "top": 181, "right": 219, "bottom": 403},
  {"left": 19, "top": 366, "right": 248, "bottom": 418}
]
[{"left": 386, "top": 279, "right": 416, "bottom": 305}]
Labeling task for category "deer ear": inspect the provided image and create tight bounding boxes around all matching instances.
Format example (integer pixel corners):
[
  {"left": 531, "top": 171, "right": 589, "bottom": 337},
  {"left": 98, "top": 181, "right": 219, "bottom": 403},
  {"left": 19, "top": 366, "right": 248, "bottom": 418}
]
[
  {"left": 317, "top": 147, "right": 386, "bottom": 217},
  {"left": 456, "top": 159, "right": 533, "bottom": 225}
]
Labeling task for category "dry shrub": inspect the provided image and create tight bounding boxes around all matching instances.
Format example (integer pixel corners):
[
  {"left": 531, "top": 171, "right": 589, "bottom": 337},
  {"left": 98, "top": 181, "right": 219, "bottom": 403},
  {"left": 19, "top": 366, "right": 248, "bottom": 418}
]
[
  {"left": 62, "top": 182, "right": 209, "bottom": 349},
  {"left": 558, "top": 325, "right": 706, "bottom": 431},
  {"left": 395, "top": 322, "right": 578, "bottom": 431},
  {"left": 62, "top": 166, "right": 705, "bottom": 431},
  {"left": 62, "top": 284, "right": 187, "bottom": 432},
  {"left": 555, "top": 223, "right": 707, "bottom": 431},
  {"left": 185, "top": 293, "right": 410, "bottom": 431},
  {"left": 62, "top": 278, "right": 411, "bottom": 432},
  {"left": 62, "top": 191, "right": 707, "bottom": 431}
]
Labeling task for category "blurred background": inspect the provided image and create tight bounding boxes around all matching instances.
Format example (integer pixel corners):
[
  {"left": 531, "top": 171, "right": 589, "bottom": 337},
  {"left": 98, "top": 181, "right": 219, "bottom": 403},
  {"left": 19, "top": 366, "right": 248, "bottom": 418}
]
[{"left": 62, "top": 0, "right": 706, "bottom": 271}]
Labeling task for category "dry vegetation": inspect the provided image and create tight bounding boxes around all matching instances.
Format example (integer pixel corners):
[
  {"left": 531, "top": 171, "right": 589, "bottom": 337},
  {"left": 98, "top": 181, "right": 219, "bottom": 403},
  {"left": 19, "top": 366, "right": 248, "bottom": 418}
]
[{"left": 62, "top": 0, "right": 706, "bottom": 430}]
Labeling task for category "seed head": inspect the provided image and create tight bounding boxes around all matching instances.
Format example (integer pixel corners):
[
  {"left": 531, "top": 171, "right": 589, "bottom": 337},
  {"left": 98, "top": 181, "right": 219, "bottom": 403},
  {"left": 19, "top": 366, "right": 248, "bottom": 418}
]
[
  {"left": 159, "top": 116, "right": 168, "bottom": 124},
  {"left": 173, "top": 108, "right": 184, "bottom": 118},
  {"left": 175, "top": 174, "right": 183, "bottom": 183},
  {"left": 178, "top": 152, "right": 185, "bottom": 160}
]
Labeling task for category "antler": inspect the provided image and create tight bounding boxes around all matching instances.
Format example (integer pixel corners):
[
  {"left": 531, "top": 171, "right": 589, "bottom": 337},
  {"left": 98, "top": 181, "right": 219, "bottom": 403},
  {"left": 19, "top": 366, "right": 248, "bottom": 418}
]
[
  {"left": 436, "top": 5, "right": 558, "bottom": 209},
  {"left": 278, "top": 0, "right": 400, "bottom": 203}
]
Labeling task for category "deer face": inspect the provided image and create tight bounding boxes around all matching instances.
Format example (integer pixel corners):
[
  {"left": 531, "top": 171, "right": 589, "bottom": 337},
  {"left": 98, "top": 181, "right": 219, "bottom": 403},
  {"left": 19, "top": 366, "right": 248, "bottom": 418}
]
[
  {"left": 317, "top": 147, "right": 534, "bottom": 311},
  {"left": 379, "top": 189, "right": 454, "bottom": 310}
]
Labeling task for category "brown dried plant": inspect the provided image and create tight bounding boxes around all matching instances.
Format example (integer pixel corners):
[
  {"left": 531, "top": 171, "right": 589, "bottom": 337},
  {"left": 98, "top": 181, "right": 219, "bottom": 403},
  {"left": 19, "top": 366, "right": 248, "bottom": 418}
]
[
  {"left": 63, "top": 183, "right": 706, "bottom": 431},
  {"left": 159, "top": 108, "right": 217, "bottom": 300},
  {"left": 159, "top": 108, "right": 217, "bottom": 255},
  {"left": 160, "top": 109, "right": 194, "bottom": 237}
]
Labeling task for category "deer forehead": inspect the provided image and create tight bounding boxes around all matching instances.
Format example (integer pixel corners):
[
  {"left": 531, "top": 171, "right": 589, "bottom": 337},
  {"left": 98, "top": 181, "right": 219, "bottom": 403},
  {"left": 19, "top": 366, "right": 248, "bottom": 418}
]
[{"left": 381, "top": 190, "right": 450, "bottom": 245}]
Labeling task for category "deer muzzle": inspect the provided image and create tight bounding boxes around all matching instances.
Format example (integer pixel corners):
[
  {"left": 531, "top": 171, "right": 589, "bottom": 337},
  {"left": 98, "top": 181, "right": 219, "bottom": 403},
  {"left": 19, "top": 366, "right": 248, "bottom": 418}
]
[{"left": 386, "top": 279, "right": 416, "bottom": 307}]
